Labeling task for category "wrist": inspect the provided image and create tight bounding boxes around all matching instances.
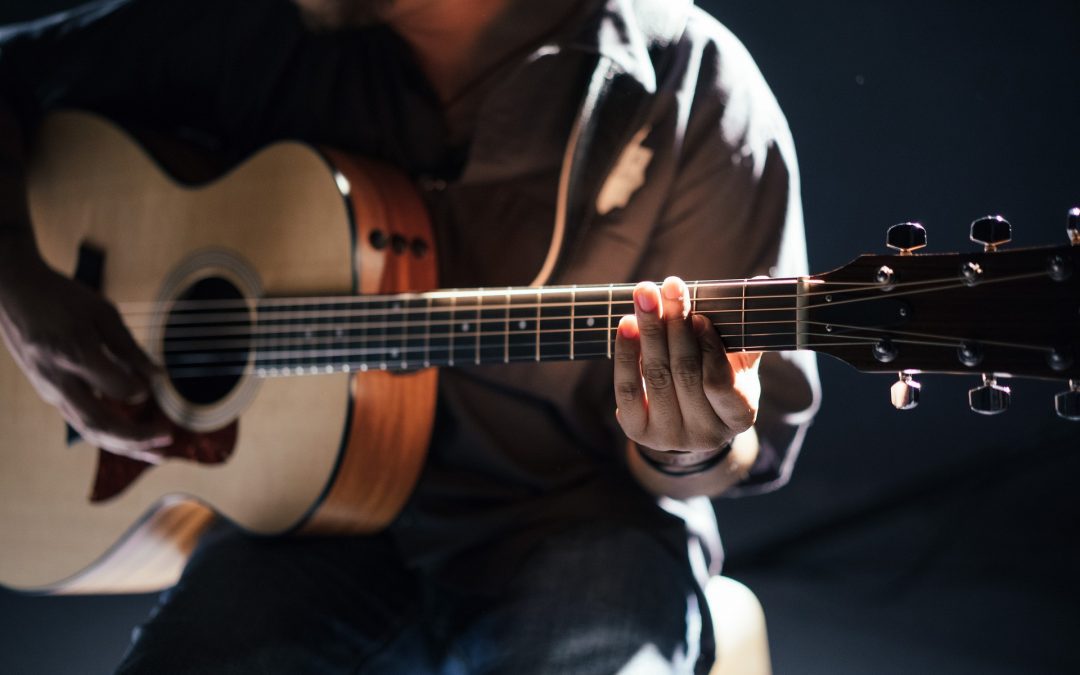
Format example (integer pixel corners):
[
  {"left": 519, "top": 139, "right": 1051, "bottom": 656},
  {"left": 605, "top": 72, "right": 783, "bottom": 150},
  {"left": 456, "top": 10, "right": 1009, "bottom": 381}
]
[{"left": 634, "top": 441, "right": 733, "bottom": 477}]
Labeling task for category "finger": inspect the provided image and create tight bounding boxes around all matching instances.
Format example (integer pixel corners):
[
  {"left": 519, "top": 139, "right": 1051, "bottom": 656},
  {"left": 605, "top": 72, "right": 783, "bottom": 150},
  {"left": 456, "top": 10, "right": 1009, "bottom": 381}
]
[
  {"left": 662, "top": 279, "right": 727, "bottom": 449},
  {"left": 633, "top": 281, "right": 680, "bottom": 435},
  {"left": 96, "top": 307, "right": 160, "bottom": 385},
  {"left": 57, "top": 375, "right": 172, "bottom": 459},
  {"left": 613, "top": 315, "right": 646, "bottom": 440},
  {"left": 64, "top": 338, "right": 147, "bottom": 403},
  {"left": 696, "top": 316, "right": 756, "bottom": 434}
]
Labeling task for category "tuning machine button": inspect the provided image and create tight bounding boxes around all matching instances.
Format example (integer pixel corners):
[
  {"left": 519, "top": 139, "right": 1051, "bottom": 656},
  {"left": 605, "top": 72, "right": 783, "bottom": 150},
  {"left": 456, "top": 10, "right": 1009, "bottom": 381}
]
[
  {"left": 970, "top": 215, "right": 1012, "bottom": 252},
  {"left": 890, "top": 373, "right": 920, "bottom": 410},
  {"left": 886, "top": 222, "right": 927, "bottom": 256},
  {"left": 968, "top": 374, "right": 1010, "bottom": 415},
  {"left": 1055, "top": 380, "right": 1080, "bottom": 421}
]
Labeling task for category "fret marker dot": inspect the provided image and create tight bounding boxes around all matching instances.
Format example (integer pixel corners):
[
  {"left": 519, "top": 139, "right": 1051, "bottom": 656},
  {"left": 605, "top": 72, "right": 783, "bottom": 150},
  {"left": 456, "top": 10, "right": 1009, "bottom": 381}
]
[
  {"left": 462, "top": 322, "right": 470, "bottom": 332},
  {"left": 335, "top": 329, "right": 344, "bottom": 337},
  {"left": 586, "top": 317, "right": 595, "bottom": 327},
  {"left": 360, "top": 363, "right": 369, "bottom": 372},
  {"left": 342, "top": 364, "right": 351, "bottom": 373},
  {"left": 390, "top": 347, "right": 400, "bottom": 358},
  {"left": 392, "top": 302, "right": 402, "bottom": 311},
  {"left": 518, "top": 320, "right": 527, "bottom": 330}
]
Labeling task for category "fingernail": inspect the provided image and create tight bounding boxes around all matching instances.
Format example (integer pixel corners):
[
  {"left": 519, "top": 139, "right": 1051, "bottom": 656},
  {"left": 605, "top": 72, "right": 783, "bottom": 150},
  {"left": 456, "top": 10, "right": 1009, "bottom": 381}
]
[
  {"left": 662, "top": 278, "right": 682, "bottom": 301},
  {"left": 150, "top": 433, "right": 173, "bottom": 448},
  {"left": 634, "top": 285, "right": 657, "bottom": 312}
]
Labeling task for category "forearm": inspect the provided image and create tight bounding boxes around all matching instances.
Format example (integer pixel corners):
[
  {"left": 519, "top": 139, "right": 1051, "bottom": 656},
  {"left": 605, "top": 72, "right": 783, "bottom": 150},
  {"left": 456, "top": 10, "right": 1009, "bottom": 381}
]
[{"left": 627, "top": 427, "right": 760, "bottom": 500}]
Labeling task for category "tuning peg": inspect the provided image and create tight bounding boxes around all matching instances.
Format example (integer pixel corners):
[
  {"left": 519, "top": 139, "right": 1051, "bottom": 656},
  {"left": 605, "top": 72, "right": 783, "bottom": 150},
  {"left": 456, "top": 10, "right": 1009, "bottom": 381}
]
[
  {"left": 890, "top": 373, "right": 920, "bottom": 410},
  {"left": 886, "top": 222, "right": 927, "bottom": 255},
  {"left": 1067, "top": 207, "right": 1079, "bottom": 245},
  {"left": 970, "top": 215, "right": 1012, "bottom": 251},
  {"left": 969, "top": 374, "right": 1010, "bottom": 415},
  {"left": 1055, "top": 380, "right": 1080, "bottom": 421}
]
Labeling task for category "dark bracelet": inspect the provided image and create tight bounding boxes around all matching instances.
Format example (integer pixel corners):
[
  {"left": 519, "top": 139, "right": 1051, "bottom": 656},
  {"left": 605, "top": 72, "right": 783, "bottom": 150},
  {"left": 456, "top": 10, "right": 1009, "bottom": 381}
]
[{"left": 635, "top": 441, "right": 733, "bottom": 477}]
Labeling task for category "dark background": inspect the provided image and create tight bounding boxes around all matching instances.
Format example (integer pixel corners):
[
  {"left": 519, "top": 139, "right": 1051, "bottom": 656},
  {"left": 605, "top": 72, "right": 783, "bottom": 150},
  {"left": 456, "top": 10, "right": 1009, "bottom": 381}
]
[{"left": 1, "top": 1, "right": 1078, "bottom": 673}]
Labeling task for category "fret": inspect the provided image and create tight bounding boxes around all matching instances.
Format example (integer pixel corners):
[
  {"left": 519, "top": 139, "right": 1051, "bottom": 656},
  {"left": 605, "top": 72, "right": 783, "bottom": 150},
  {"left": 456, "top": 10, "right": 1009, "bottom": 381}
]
[
  {"left": 503, "top": 289, "right": 510, "bottom": 363},
  {"left": 302, "top": 299, "right": 328, "bottom": 373},
  {"left": 339, "top": 301, "right": 362, "bottom": 372},
  {"left": 478, "top": 293, "right": 505, "bottom": 364},
  {"left": 384, "top": 297, "right": 405, "bottom": 369},
  {"left": 569, "top": 286, "right": 576, "bottom": 360},
  {"left": 539, "top": 290, "right": 573, "bottom": 361},
  {"left": 573, "top": 287, "right": 613, "bottom": 360},
  {"left": 429, "top": 295, "right": 454, "bottom": 367},
  {"left": 743, "top": 280, "right": 799, "bottom": 351},
  {"left": 423, "top": 295, "right": 432, "bottom": 367},
  {"left": 402, "top": 295, "right": 428, "bottom": 369},
  {"left": 606, "top": 284, "right": 613, "bottom": 359},
  {"left": 367, "top": 296, "right": 388, "bottom": 370},
  {"left": 508, "top": 292, "right": 537, "bottom": 362},
  {"left": 534, "top": 289, "right": 541, "bottom": 362},
  {"left": 695, "top": 282, "right": 745, "bottom": 350},
  {"left": 451, "top": 292, "right": 478, "bottom": 366}
]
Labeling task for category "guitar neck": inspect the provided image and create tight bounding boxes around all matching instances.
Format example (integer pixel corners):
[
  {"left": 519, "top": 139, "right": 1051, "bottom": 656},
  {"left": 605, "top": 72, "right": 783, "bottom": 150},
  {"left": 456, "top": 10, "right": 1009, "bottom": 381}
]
[{"left": 243, "top": 278, "right": 808, "bottom": 376}]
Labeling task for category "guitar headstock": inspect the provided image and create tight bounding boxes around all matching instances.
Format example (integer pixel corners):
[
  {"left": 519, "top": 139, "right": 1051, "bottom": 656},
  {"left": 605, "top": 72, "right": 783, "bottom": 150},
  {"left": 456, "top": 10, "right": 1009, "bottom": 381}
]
[{"left": 806, "top": 209, "right": 1080, "bottom": 419}]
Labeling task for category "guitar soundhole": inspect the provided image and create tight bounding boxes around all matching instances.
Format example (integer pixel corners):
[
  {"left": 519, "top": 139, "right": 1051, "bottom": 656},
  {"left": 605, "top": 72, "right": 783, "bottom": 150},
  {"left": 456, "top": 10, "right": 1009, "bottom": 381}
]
[{"left": 163, "top": 276, "right": 251, "bottom": 406}]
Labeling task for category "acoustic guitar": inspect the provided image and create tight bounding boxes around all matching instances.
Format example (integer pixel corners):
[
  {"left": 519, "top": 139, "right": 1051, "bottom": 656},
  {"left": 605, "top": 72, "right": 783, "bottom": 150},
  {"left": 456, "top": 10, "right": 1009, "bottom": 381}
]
[{"left": 1, "top": 112, "right": 1077, "bottom": 594}]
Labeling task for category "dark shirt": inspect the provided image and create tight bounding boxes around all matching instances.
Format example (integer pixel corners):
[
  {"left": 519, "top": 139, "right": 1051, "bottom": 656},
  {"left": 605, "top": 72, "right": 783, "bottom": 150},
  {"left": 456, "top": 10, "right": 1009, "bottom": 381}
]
[{"left": 0, "top": 0, "right": 819, "bottom": 580}]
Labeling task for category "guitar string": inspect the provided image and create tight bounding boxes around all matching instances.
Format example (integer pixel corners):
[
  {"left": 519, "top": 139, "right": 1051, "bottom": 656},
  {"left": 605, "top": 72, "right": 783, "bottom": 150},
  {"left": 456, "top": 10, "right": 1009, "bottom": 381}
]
[
  {"left": 159, "top": 333, "right": 943, "bottom": 379},
  {"left": 117, "top": 270, "right": 1049, "bottom": 331},
  {"left": 127, "top": 272, "right": 1051, "bottom": 348},
  {"left": 155, "top": 316, "right": 807, "bottom": 351},
  {"left": 161, "top": 328, "right": 828, "bottom": 367},
  {"left": 153, "top": 317, "right": 1056, "bottom": 358},
  {"left": 159, "top": 325, "right": 1028, "bottom": 370},
  {"left": 113, "top": 270, "right": 998, "bottom": 319}
]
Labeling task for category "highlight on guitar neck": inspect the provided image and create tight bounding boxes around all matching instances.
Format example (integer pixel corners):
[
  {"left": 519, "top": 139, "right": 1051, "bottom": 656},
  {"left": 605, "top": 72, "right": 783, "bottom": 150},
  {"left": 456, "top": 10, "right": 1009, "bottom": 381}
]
[{"left": 803, "top": 210, "right": 1080, "bottom": 419}]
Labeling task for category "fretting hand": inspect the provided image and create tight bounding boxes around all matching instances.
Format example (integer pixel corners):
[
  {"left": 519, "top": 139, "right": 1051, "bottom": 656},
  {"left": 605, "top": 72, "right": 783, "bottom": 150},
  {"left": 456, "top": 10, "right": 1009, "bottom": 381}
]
[{"left": 613, "top": 276, "right": 761, "bottom": 476}]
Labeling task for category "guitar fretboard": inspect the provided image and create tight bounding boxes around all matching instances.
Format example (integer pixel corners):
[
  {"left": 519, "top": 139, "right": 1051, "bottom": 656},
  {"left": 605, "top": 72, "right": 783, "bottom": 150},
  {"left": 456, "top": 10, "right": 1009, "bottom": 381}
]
[{"left": 238, "top": 279, "right": 805, "bottom": 376}]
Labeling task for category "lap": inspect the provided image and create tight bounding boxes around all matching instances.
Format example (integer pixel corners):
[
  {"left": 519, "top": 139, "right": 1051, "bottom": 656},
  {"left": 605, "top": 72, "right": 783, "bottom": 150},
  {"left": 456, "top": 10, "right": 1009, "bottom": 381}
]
[{"left": 116, "top": 520, "right": 711, "bottom": 675}]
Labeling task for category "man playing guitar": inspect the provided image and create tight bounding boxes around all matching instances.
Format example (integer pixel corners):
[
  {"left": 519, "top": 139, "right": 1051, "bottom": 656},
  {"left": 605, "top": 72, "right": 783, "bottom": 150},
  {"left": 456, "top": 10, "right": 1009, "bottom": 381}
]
[{"left": 0, "top": 0, "right": 818, "bottom": 672}]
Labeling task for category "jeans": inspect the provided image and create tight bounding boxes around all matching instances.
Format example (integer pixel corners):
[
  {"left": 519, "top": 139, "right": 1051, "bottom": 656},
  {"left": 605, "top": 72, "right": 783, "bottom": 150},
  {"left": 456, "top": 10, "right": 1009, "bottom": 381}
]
[{"left": 115, "top": 521, "right": 714, "bottom": 674}]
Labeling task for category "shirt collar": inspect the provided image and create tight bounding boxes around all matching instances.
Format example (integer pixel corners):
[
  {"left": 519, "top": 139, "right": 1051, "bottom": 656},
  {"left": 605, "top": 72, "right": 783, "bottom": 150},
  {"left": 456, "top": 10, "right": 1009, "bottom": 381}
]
[{"left": 560, "top": 0, "right": 691, "bottom": 94}]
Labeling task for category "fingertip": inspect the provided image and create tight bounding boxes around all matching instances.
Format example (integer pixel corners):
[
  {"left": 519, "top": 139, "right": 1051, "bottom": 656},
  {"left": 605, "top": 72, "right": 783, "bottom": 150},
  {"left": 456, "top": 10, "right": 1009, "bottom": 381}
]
[
  {"left": 633, "top": 282, "right": 659, "bottom": 313},
  {"left": 617, "top": 315, "right": 639, "bottom": 340}
]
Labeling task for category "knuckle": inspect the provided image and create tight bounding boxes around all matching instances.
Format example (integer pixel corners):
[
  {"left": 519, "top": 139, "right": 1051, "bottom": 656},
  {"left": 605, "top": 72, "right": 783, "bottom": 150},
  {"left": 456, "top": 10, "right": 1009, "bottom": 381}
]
[
  {"left": 671, "top": 356, "right": 702, "bottom": 387},
  {"left": 637, "top": 319, "right": 665, "bottom": 339},
  {"left": 616, "top": 381, "right": 641, "bottom": 404},
  {"left": 614, "top": 348, "right": 639, "bottom": 365},
  {"left": 642, "top": 363, "right": 672, "bottom": 391},
  {"left": 727, "top": 408, "right": 756, "bottom": 433}
]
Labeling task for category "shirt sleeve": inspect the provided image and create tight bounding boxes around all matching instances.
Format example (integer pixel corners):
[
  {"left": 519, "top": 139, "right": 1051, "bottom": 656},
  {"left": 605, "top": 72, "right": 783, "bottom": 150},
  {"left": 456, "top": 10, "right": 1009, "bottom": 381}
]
[{"left": 637, "top": 14, "right": 820, "bottom": 494}]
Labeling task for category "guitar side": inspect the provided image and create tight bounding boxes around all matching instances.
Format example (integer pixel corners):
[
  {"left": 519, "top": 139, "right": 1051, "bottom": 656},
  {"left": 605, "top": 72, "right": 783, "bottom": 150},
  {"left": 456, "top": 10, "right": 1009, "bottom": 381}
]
[{"left": 0, "top": 112, "right": 436, "bottom": 593}]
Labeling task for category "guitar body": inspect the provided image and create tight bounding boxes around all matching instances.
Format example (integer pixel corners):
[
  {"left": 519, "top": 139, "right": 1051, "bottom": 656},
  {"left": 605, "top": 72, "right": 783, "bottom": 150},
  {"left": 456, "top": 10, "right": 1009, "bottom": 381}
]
[{"left": 0, "top": 112, "right": 437, "bottom": 593}]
